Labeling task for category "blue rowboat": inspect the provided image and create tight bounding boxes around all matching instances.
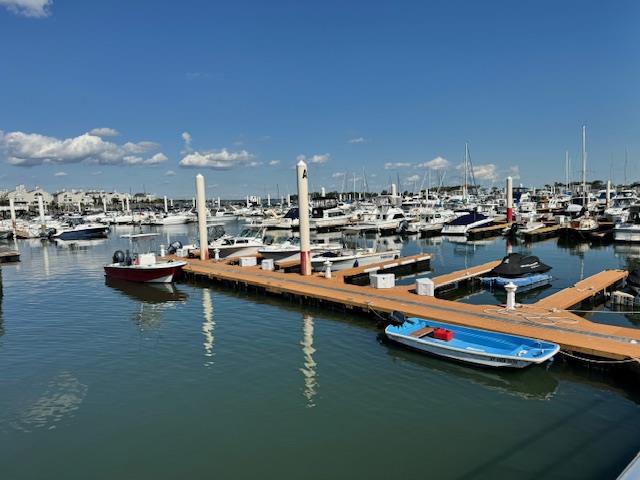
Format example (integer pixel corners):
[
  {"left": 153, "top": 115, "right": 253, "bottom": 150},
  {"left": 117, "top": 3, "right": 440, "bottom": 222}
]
[{"left": 385, "top": 317, "right": 560, "bottom": 368}]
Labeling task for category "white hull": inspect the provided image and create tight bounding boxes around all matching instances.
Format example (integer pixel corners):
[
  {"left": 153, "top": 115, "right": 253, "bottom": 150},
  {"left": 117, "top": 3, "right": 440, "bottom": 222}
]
[
  {"left": 215, "top": 245, "right": 261, "bottom": 258},
  {"left": 442, "top": 218, "right": 492, "bottom": 235},
  {"left": 615, "top": 227, "right": 640, "bottom": 243},
  {"left": 311, "top": 250, "right": 400, "bottom": 271}
]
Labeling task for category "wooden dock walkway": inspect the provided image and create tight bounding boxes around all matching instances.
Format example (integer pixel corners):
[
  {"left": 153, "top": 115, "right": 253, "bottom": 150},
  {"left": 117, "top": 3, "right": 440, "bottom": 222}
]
[
  {"left": 176, "top": 255, "right": 640, "bottom": 361},
  {"left": 467, "top": 223, "right": 510, "bottom": 239},
  {"left": 522, "top": 224, "right": 564, "bottom": 241},
  {"left": 431, "top": 260, "right": 501, "bottom": 289},
  {"left": 535, "top": 270, "right": 628, "bottom": 310}
]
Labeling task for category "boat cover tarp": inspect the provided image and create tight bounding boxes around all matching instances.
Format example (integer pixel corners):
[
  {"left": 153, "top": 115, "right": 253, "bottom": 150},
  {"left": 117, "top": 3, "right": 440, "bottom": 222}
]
[
  {"left": 489, "top": 253, "right": 551, "bottom": 278},
  {"left": 446, "top": 212, "right": 488, "bottom": 226}
]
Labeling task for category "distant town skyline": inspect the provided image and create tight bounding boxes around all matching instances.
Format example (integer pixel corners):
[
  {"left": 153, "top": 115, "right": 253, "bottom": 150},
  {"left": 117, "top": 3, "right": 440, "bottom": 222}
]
[{"left": 1, "top": 0, "right": 638, "bottom": 197}]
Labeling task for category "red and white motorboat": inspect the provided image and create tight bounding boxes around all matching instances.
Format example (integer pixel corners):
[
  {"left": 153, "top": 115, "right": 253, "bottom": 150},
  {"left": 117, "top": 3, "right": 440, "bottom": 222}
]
[{"left": 104, "top": 251, "right": 186, "bottom": 283}]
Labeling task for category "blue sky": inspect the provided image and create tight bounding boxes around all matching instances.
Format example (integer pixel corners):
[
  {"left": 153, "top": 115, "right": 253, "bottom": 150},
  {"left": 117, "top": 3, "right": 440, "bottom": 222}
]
[{"left": 0, "top": 0, "right": 638, "bottom": 198}]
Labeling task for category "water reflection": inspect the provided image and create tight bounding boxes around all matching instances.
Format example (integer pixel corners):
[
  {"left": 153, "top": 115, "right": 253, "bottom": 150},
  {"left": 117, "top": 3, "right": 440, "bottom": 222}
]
[
  {"left": 202, "top": 288, "right": 215, "bottom": 366},
  {"left": 383, "top": 338, "right": 559, "bottom": 400},
  {"left": 12, "top": 371, "right": 88, "bottom": 432},
  {"left": 105, "top": 278, "right": 188, "bottom": 328},
  {"left": 300, "top": 314, "right": 318, "bottom": 407},
  {"left": 0, "top": 266, "right": 3, "bottom": 339}
]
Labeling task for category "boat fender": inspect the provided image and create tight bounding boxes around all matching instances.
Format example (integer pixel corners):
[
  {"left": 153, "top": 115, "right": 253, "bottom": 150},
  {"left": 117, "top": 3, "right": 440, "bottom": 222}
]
[{"left": 112, "top": 250, "right": 125, "bottom": 264}]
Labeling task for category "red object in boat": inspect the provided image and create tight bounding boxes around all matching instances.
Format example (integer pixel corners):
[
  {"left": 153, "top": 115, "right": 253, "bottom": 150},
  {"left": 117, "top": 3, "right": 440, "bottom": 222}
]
[
  {"left": 433, "top": 328, "right": 454, "bottom": 342},
  {"left": 104, "top": 259, "right": 186, "bottom": 283}
]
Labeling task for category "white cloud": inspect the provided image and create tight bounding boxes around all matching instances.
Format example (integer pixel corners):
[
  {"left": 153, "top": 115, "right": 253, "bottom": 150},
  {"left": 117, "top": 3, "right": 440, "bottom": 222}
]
[
  {"left": 0, "top": 0, "right": 51, "bottom": 18},
  {"left": 248, "top": 160, "right": 262, "bottom": 167},
  {"left": 384, "top": 162, "right": 411, "bottom": 170},
  {"left": 179, "top": 149, "right": 254, "bottom": 169},
  {"left": 0, "top": 129, "right": 165, "bottom": 167},
  {"left": 416, "top": 156, "right": 450, "bottom": 170},
  {"left": 297, "top": 153, "right": 330, "bottom": 165},
  {"left": 54, "top": 171, "right": 67, "bottom": 177},
  {"left": 268, "top": 160, "right": 281, "bottom": 166},
  {"left": 89, "top": 127, "right": 119, "bottom": 137},
  {"left": 348, "top": 137, "right": 367, "bottom": 144},
  {"left": 144, "top": 153, "right": 168, "bottom": 165},
  {"left": 165, "top": 170, "right": 176, "bottom": 176},
  {"left": 507, "top": 165, "right": 521, "bottom": 180},
  {"left": 406, "top": 174, "right": 421, "bottom": 183},
  {"left": 181, "top": 131, "right": 192, "bottom": 153},
  {"left": 456, "top": 163, "right": 498, "bottom": 182}
]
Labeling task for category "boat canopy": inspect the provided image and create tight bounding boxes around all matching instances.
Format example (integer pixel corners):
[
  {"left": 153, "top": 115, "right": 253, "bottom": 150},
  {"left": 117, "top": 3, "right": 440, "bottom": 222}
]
[
  {"left": 446, "top": 212, "right": 488, "bottom": 226},
  {"left": 489, "top": 253, "right": 551, "bottom": 278}
]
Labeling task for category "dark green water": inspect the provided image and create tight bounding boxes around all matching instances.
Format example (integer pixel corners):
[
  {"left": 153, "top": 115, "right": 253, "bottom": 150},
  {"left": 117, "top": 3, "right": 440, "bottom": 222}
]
[{"left": 1, "top": 224, "right": 639, "bottom": 479}]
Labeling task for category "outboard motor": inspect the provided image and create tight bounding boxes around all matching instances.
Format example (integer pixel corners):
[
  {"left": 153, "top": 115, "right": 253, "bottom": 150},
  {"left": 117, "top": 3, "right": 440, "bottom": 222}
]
[
  {"left": 167, "top": 241, "right": 183, "bottom": 255},
  {"left": 112, "top": 250, "right": 125, "bottom": 264},
  {"left": 125, "top": 249, "right": 132, "bottom": 266},
  {"left": 388, "top": 311, "right": 407, "bottom": 326}
]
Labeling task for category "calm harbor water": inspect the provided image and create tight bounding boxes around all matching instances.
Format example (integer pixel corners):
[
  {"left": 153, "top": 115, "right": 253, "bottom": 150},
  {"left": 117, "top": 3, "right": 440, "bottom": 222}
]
[{"left": 1, "top": 224, "right": 639, "bottom": 479}]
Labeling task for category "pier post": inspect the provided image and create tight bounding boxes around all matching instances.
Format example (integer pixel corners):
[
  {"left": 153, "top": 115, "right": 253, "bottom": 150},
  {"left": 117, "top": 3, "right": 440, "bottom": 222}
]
[
  {"left": 170, "top": 198, "right": 174, "bottom": 208},
  {"left": 505, "top": 282, "right": 517, "bottom": 310},
  {"left": 267, "top": 194, "right": 271, "bottom": 207},
  {"left": 164, "top": 195, "right": 168, "bottom": 214},
  {"left": 506, "top": 176, "right": 513, "bottom": 222},
  {"left": 38, "top": 196, "right": 46, "bottom": 232},
  {"left": 391, "top": 183, "right": 397, "bottom": 197},
  {"left": 606, "top": 180, "right": 611, "bottom": 209},
  {"left": 125, "top": 195, "right": 130, "bottom": 213},
  {"left": 196, "top": 174, "right": 209, "bottom": 260},
  {"left": 287, "top": 194, "right": 291, "bottom": 207},
  {"left": 9, "top": 198, "right": 16, "bottom": 235},
  {"left": 321, "top": 187, "right": 326, "bottom": 198},
  {"left": 217, "top": 197, "right": 221, "bottom": 208},
  {"left": 297, "top": 160, "right": 312, "bottom": 276},
  {"left": 102, "top": 196, "right": 107, "bottom": 213}
]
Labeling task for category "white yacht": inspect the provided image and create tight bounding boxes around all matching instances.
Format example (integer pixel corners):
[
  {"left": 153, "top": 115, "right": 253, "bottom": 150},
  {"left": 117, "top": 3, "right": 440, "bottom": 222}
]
[
  {"left": 309, "top": 205, "right": 352, "bottom": 230},
  {"left": 614, "top": 206, "right": 640, "bottom": 242},
  {"left": 356, "top": 206, "right": 406, "bottom": 232},
  {"left": 208, "top": 227, "right": 266, "bottom": 258},
  {"left": 258, "top": 237, "right": 342, "bottom": 263},
  {"left": 310, "top": 247, "right": 400, "bottom": 271},
  {"left": 604, "top": 190, "right": 638, "bottom": 223},
  {"left": 441, "top": 211, "right": 492, "bottom": 235}
]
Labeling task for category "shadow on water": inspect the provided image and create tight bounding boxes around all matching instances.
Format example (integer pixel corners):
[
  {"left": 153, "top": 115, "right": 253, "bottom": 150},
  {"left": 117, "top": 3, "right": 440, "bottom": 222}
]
[{"left": 379, "top": 334, "right": 560, "bottom": 400}]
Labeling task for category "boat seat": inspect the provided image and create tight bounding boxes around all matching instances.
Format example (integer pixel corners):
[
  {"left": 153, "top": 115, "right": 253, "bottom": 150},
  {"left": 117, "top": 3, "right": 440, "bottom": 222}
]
[{"left": 409, "top": 327, "right": 435, "bottom": 338}]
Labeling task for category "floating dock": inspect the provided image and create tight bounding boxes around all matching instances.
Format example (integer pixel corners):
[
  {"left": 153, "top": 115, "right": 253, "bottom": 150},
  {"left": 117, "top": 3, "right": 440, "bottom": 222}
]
[
  {"left": 467, "top": 223, "right": 510, "bottom": 239},
  {"left": 175, "top": 253, "right": 640, "bottom": 362}
]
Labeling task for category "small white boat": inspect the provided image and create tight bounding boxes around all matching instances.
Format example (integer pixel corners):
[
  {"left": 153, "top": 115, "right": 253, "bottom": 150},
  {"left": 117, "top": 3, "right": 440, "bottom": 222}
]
[
  {"left": 258, "top": 237, "right": 342, "bottom": 263},
  {"left": 208, "top": 227, "right": 266, "bottom": 258},
  {"left": 385, "top": 317, "right": 559, "bottom": 368},
  {"left": 356, "top": 206, "right": 406, "bottom": 232},
  {"left": 615, "top": 206, "right": 640, "bottom": 242},
  {"left": 310, "top": 248, "right": 400, "bottom": 271}
]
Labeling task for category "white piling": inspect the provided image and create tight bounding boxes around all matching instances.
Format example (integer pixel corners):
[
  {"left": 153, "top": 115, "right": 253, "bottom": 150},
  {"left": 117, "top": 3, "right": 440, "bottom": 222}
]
[
  {"left": 38, "top": 196, "right": 45, "bottom": 231},
  {"left": 164, "top": 195, "right": 168, "bottom": 214},
  {"left": 125, "top": 195, "right": 130, "bottom": 213},
  {"left": 606, "top": 180, "right": 611, "bottom": 209},
  {"left": 287, "top": 194, "right": 291, "bottom": 207},
  {"left": 192, "top": 197, "right": 196, "bottom": 208},
  {"left": 196, "top": 174, "right": 209, "bottom": 260},
  {"left": 121, "top": 198, "right": 125, "bottom": 211},
  {"left": 267, "top": 194, "right": 271, "bottom": 207},
  {"left": 217, "top": 196, "right": 221, "bottom": 208},
  {"left": 505, "top": 282, "right": 517, "bottom": 310},
  {"left": 246, "top": 195, "right": 250, "bottom": 208},
  {"left": 323, "top": 260, "right": 332, "bottom": 279},
  {"left": 102, "top": 196, "right": 107, "bottom": 213},
  {"left": 321, "top": 187, "right": 326, "bottom": 198},
  {"left": 9, "top": 198, "right": 16, "bottom": 234},
  {"left": 297, "top": 160, "right": 311, "bottom": 276},
  {"left": 391, "top": 183, "right": 397, "bottom": 197},
  {"left": 506, "top": 176, "right": 513, "bottom": 222},
  {"left": 170, "top": 198, "right": 174, "bottom": 208}
]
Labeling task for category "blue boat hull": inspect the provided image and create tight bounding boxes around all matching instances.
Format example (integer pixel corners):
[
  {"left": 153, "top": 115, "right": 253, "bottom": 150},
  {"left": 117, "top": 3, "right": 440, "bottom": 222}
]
[
  {"left": 385, "top": 318, "right": 560, "bottom": 369},
  {"left": 481, "top": 273, "right": 552, "bottom": 291}
]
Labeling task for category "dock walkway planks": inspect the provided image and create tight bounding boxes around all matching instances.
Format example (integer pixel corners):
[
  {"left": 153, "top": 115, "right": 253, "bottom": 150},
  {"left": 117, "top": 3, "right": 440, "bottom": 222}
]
[
  {"left": 432, "top": 260, "right": 501, "bottom": 288},
  {"left": 535, "top": 269, "right": 628, "bottom": 310},
  {"left": 178, "top": 256, "right": 640, "bottom": 361}
]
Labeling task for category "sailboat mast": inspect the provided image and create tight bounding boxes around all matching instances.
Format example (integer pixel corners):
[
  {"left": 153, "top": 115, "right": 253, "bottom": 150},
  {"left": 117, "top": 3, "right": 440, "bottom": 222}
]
[
  {"left": 582, "top": 125, "right": 587, "bottom": 205},
  {"left": 565, "top": 151, "right": 569, "bottom": 192},
  {"left": 463, "top": 143, "right": 469, "bottom": 200}
]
